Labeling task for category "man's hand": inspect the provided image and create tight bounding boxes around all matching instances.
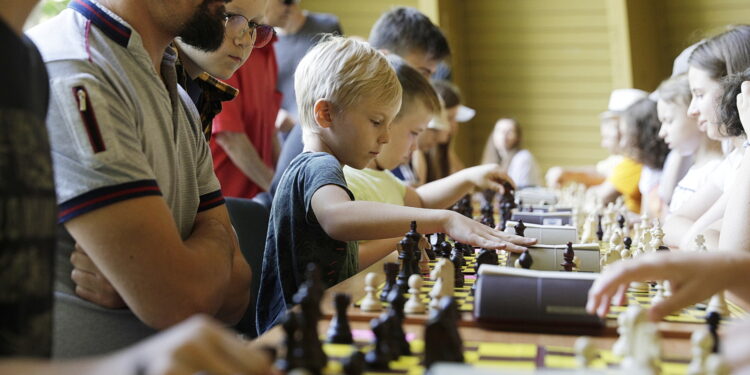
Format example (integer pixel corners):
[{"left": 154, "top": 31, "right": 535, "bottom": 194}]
[
  {"left": 70, "top": 244, "right": 126, "bottom": 309},
  {"left": 463, "top": 164, "right": 516, "bottom": 192},
  {"left": 443, "top": 211, "right": 535, "bottom": 253},
  {"left": 737, "top": 81, "right": 750, "bottom": 135}
]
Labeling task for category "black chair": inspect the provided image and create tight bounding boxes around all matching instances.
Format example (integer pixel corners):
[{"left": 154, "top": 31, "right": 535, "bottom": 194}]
[{"left": 225, "top": 197, "right": 269, "bottom": 338}]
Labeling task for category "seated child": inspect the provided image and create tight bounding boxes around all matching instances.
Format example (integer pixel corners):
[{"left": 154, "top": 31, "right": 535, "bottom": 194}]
[
  {"left": 481, "top": 118, "right": 542, "bottom": 188},
  {"left": 345, "top": 56, "right": 535, "bottom": 267},
  {"left": 256, "top": 36, "right": 533, "bottom": 333}
]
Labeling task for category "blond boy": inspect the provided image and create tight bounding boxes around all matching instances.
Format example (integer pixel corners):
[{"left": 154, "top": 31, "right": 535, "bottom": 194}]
[{"left": 257, "top": 37, "right": 529, "bottom": 333}]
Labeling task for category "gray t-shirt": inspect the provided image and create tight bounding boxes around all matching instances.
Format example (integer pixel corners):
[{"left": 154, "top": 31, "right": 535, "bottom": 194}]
[
  {"left": 28, "top": 0, "right": 223, "bottom": 358},
  {"left": 256, "top": 152, "right": 358, "bottom": 334},
  {"left": 275, "top": 12, "right": 342, "bottom": 120}
]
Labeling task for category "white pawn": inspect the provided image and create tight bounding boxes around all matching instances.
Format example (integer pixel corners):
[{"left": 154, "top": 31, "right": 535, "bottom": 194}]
[
  {"left": 694, "top": 234, "right": 708, "bottom": 252},
  {"left": 687, "top": 329, "right": 713, "bottom": 375},
  {"left": 581, "top": 212, "right": 598, "bottom": 243},
  {"left": 404, "top": 274, "right": 426, "bottom": 314},
  {"left": 705, "top": 353, "right": 730, "bottom": 375},
  {"left": 575, "top": 336, "right": 597, "bottom": 369},
  {"left": 360, "top": 272, "right": 382, "bottom": 312},
  {"left": 652, "top": 281, "right": 666, "bottom": 305},
  {"left": 707, "top": 292, "right": 730, "bottom": 316}
]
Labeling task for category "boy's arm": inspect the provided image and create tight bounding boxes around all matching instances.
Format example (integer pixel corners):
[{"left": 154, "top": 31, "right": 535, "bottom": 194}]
[
  {"left": 358, "top": 238, "right": 400, "bottom": 269},
  {"left": 415, "top": 164, "right": 512, "bottom": 209},
  {"left": 312, "top": 185, "right": 536, "bottom": 252},
  {"left": 65, "top": 196, "right": 250, "bottom": 329}
]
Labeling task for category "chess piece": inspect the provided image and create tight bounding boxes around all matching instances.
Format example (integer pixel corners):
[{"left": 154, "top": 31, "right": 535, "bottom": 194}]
[
  {"left": 405, "top": 221, "right": 427, "bottom": 276},
  {"left": 514, "top": 220, "right": 526, "bottom": 237},
  {"left": 424, "top": 297, "right": 464, "bottom": 369},
  {"left": 475, "top": 248, "right": 498, "bottom": 269},
  {"left": 574, "top": 336, "right": 597, "bottom": 369},
  {"left": 385, "top": 288, "right": 411, "bottom": 357},
  {"left": 429, "top": 258, "right": 454, "bottom": 312},
  {"left": 418, "top": 236, "right": 433, "bottom": 271},
  {"left": 457, "top": 242, "right": 474, "bottom": 257},
  {"left": 404, "top": 274, "right": 426, "bottom": 314},
  {"left": 650, "top": 221, "right": 666, "bottom": 251},
  {"left": 619, "top": 305, "right": 661, "bottom": 375},
  {"left": 293, "top": 265, "right": 327, "bottom": 374},
  {"left": 278, "top": 311, "right": 302, "bottom": 372},
  {"left": 396, "top": 237, "right": 415, "bottom": 293},
  {"left": 561, "top": 242, "right": 575, "bottom": 271},
  {"left": 621, "top": 236, "right": 633, "bottom": 260},
  {"left": 515, "top": 249, "right": 533, "bottom": 269},
  {"left": 707, "top": 292, "right": 729, "bottom": 317},
  {"left": 435, "top": 233, "right": 453, "bottom": 258},
  {"left": 652, "top": 281, "right": 665, "bottom": 305},
  {"left": 327, "top": 293, "right": 354, "bottom": 344},
  {"left": 365, "top": 317, "right": 392, "bottom": 369},
  {"left": 380, "top": 262, "right": 399, "bottom": 302},
  {"left": 450, "top": 246, "right": 466, "bottom": 267},
  {"left": 480, "top": 202, "right": 495, "bottom": 228},
  {"left": 687, "top": 328, "right": 714, "bottom": 375},
  {"left": 617, "top": 214, "right": 626, "bottom": 231},
  {"left": 705, "top": 353, "right": 730, "bottom": 375},
  {"left": 596, "top": 214, "right": 604, "bottom": 242},
  {"left": 361, "top": 272, "right": 383, "bottom": 312},
  {"left": 342, "top": 351, "right": 365, "bottom": 375},
  {"left": 694, "top": 234, "right": 708, "bottom": 252},
  {"left": 706, "top": 311, "right": 722, "bottom": 354},
  {"left": 580, "top": 212, "right": 598, "bottom": 243},
  {"left": 450, "top": 250, "right": 465, "bottom": 288}
]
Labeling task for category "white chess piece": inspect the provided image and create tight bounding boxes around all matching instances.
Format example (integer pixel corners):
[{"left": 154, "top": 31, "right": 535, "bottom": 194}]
[
  {"left": 360, "top": 272, "right": 382, "bottom": 312},
  {"left": 705, "top": 353, "right": 730, "bottom": 375},
  {"left": 694, "top": 234, "right": 708, "bottom": 252},
  {"left": 404, "top": 274, "right": 426, "bottom": 314},
  {"left": 620, "top": 305, "right": 661, "bottom": 375},
  {"left": 581, "top": 212, "right": 598, "bottom": 243},
  {"left": 652, "top": 281, "right": 666, "bottom": 305},
  {"left": 429, "top": 258, "right": 454, "bottom": 312},
  {"left": 649, "top": 222, "right": 664, "bottom": 252},
  {"left": 574, "top": 336, "right": 597, "bottom": 369},
  {"left": 418, "top": 236, "right": 432, "bottom": 274},
  {"left": 707, "top": 292, "right": 730, "bottom": 316},
  {"left": 687, "top": 328, "right": 714, "bottom": 375}
]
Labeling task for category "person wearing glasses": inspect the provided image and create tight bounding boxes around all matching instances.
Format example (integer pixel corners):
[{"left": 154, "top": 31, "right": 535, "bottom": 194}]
[
  {"left": 26, "top": 0, "right": 253, "bottom": 358},
  {"left": 209, "top": 1, "right": 282, "bottom": 200},
  {"left": 174, "top": 0, "right": 273, "bottom": 140}
]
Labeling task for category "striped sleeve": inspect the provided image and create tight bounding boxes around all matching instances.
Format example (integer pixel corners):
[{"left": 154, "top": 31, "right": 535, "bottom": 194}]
[
  {"left": 57, "top": 180, "right": 161, "bottom": 223},
  {"left": 198, "top": 190, "right": 225, "bottom": 212}
]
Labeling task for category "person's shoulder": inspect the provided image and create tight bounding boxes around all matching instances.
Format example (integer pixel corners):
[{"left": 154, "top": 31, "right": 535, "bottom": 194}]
[
  {"left": 27, "top": 9, "right": 89, "bottom": 63},
  {"left": 306, "top": 12, "right": 341, "bottom": 32}
]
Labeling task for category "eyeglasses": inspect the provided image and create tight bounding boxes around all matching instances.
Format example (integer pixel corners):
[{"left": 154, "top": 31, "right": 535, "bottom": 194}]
[{"left": 224, "top": 13, "right": 275, "bottom": 48}]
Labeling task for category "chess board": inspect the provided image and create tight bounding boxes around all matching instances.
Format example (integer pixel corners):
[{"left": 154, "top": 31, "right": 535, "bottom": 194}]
[
  {"left": 321, "top": 331, "right": 689, "bottom": 375},
  {"left": 355, "top": 276, "right": 476, "bottom": 313},
  {"left": 607, "top": 286, "right": 746, "bottom": 324}
]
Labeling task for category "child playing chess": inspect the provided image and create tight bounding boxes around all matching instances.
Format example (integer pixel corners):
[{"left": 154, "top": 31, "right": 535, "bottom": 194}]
[
  {"left": 344, "top": 55, "right": 536, "bottom": 268},
  {"left": 256, "top": 36, "right": 533, "bottom": 334}
]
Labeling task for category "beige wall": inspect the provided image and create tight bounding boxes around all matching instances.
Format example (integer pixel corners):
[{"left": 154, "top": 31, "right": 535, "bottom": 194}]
[{"left": 303, "top": 0, "right": 420, "bottom": 39}]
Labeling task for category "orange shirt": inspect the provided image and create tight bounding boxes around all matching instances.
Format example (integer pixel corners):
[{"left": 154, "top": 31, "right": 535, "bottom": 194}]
[{"left": 608, "top": 158, "right": 643, "bottom": 213}]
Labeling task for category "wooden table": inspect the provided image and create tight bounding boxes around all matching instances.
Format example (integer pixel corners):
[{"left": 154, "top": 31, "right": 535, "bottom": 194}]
[{"left": 316, "top": 252, "right": 718, "bottom": 339}]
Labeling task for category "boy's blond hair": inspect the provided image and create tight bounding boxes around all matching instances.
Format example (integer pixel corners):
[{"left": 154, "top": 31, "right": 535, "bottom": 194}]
[{"left": 295, "top": 35, "right": 402, "bottom": 140}]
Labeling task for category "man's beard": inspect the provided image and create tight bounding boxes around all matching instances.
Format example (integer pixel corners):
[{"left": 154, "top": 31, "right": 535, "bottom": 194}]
[{"left": 178, "top": 0, "right": 228, "bottom": 52}]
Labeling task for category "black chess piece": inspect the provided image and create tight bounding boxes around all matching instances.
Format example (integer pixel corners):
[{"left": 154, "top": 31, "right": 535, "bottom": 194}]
[
  {"left": 326, "top": 293, "right": 354, "bottom": 344},
  {"left": 461, "top": 194, "right": 473, "bottom": 218},
  {"left": 706, "top": 311, "right": 721, "bottom": 353},
  {"left": 514, "top": 220, "right": 526, "bottom": 237},
  {"left": 450, "top": 246, "right": 466, "bottom": 267},
  {"left": 365, "top": 317, "right": 392, "bottom": 369},
  {"left": 476, "top": 248, "right": 499, "bottom": 269},
  {"left": 482, "top": 188, "right": 496, "bottom": 204},
  {"left": 381, "top": 262, "right": 399, "bottom": 302},
  {"left": 342, "top": 351, "right": 365, "bottom": 375},
  {"left": 386, "top": 288, "right": 411, "bottom": 357},
  {"left": 617, "top": 214, "right": 626, "bottom": 230},
  {"left": 294, "top": 270, "right": 328, "bottom": 374},
  {"left": 596, "top": 215, "right": 604, "bottom": 242},
  {"left": 436, "top": 233, "right": 453, "bottom": 258},
  {"left": 518, "top": 249, "right": 533, "bottom": 269},
  {"left": 456, "top": 242, "right": 474, "bottom": 257},
  {"left": 277, "top": 311, "right": 302, "bottom": 372},
  {"left": 624, "top": 236, "right": 632, "bottom": 251},
  {"left": 450, "top": 250, "right": 465, "bottom": 288},
  {"left": 561, "top": 242, "right": 575, "bottom": 272},
  {"left": 480, "top": 202, "right": 495, "bottom": 228},
  {"left": 405, "top": 221, "right": 424, "bottom": 276},
  {"left": 396, "top": 236, "right": 415, "bottom": 293},
  {"left": 424, "top": 297, "right": 464, "bottom": 369}
]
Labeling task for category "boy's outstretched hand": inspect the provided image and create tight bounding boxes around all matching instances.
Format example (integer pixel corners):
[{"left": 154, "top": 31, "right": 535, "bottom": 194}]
[
  {"left": 463, "top": 164, "right": 516, "bottom": 192},
  {"left": 443, "top": 210, "right": 536, "bottom": 253},
  {"left": 586, "top": 251, "right": 743, "bottom": 321}
]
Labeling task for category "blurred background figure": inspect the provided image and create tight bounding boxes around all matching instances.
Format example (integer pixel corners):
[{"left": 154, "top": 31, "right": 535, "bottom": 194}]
[{"left": 482, "top": 118, "right": 541, "bottom": 188}]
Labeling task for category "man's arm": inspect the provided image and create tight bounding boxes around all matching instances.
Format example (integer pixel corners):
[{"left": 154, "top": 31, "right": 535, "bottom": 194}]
[
  {"left": 65, "top": 196, "right": 249, "bottom": 329},
  {"left": 312, "top": 185, "right": 536, "bottom": 252},
  {"left": 215, "top": 131, "right": 274, "bottom": 192}
]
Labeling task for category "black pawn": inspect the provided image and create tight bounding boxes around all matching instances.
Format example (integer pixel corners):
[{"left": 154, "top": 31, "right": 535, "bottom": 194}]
[
  {"left": 561, "top": 242, "right": 575, "bottom": 272},
  {"left": 518, "top": 250, "right": 533, "bottom": 269},
  {"left": 386, "top": 288, "right": 411, "bottom": 357},
  {"left": 424, "top": 297, "right": 464, "bottom": 369},
  {"left": 277, "top": 312, "right": 301, "bottom": 372},
  {"left": 457, "top": 242, "right": 474, "bottom": 257},
  {"left": 450, "top": 251, "right": 465, "bottom": 288},
  {"left": 365, "top": 318, "right": 392, "bottom": 369},
  {"left": 617, "top": 214, "right": 626, "bottom": 230},
  {"left": 326, "top": 293, "right": 353, "bottom": 344},
  {"left": 514, "top": 220, "right": 526, "bottom": 237},
  {"left": 624, "top": 237, "right": 632, "bottom": 251},
  {"left": 450, "top": 246, "right": 466, "bottom": 267},
  {"left": 596, "top": 215, "right": 604, "bottom": 242},
  {"left": 706, "top": 311, "right": 721, "bottom": 353},
  {"left": 476, "top": 248, "right": 499, "bottom": 269},
  {"left": 342, "top": 351, "right": 365, "bottom": 375},
  {"left": 381, "top": 262, "right": 399, "bottom": 302},
  {"left": 436, "top": 233, "right": 453, "bottom": 258}
]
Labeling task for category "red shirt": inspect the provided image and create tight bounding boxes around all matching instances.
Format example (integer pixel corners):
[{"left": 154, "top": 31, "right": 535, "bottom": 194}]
[{"left": 211, "top": 38, "right": 281, "bottom": 198}]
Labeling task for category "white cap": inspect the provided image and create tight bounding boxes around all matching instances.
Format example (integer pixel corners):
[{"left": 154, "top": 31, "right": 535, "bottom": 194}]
[
  {"left": 455, "top": 105, "right": 476, "bottom": 123},
  {"left": 427, "top": 110, "right": 451, "bottom": 131},
  {"left": 607, "top": 88, "right": 649, "bottom": 112}
]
